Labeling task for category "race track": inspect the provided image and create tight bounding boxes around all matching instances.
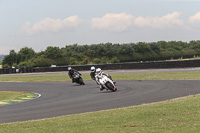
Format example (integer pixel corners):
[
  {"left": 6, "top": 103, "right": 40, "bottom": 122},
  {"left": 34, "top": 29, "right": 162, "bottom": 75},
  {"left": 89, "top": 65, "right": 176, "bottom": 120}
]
[{"left": 1, "top": 79, "right": 200, "bottom": 123}]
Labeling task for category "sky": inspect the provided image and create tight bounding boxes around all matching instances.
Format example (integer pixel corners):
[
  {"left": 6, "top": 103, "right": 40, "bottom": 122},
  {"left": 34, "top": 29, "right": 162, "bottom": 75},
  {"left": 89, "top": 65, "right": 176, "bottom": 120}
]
[{"left": 1, "top": 0, "right": 200, "bottom": 55}]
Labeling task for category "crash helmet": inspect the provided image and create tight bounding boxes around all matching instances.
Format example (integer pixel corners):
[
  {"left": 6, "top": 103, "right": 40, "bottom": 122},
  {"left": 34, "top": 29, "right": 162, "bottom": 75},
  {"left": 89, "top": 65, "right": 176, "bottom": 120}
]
[
  {"left": 91, "top": 66, "right": 95, "bottom": 72},
  {"left": 68, "top": 67, "right": 72, "bottom": 71},
  {"left": 96, "top": 68, "right": 102, "bottom": 75}
]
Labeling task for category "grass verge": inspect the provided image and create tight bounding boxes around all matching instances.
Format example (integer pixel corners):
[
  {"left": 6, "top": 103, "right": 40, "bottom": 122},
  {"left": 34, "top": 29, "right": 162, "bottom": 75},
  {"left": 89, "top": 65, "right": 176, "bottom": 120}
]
[
  {"left": 0, "top": 95, "right": 200, "bottom": 133},
  {"left": 0, "top": 91, "right": 31, "bottom": 101},
  {"left": 1, "top": 71, "right": 200, "bottom": 82},
  {"left": 0, "top": 91, "right": 37, "bottom": 105}
]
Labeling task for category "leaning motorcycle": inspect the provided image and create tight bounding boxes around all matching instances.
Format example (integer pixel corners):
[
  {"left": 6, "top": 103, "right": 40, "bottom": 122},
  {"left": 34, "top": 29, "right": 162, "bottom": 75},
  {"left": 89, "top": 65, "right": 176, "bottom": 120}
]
[
  {"left": 73, "top": 72, "right": 85, "bottom": 85},
  {"left": 99, "top": 75, "right": 117, "bottom": 92}
]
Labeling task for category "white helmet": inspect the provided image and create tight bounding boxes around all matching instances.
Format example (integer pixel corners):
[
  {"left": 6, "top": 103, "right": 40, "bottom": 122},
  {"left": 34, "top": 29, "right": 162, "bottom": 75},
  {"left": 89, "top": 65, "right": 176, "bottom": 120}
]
[
  {"left": 68, "top": 67, "right": 72, "bottom": 71},
  {"left": 91, "top": 66, "right": 95, "bottom": 72},
  {"left": 96, "top": 68, "right": 102, "bottom": 74}
]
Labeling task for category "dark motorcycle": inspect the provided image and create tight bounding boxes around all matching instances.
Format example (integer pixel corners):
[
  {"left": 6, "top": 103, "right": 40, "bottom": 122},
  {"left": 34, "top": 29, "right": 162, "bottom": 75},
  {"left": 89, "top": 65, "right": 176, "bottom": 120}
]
[{"left": 72, "top": 72, "right": 85, "bottom": 85}]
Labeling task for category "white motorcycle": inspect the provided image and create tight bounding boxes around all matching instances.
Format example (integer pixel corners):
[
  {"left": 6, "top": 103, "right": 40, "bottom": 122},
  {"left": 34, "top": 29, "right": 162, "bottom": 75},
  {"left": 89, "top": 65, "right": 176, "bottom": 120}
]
[{"left": 99, "top": 75, "right": 117, "bottom": 92}]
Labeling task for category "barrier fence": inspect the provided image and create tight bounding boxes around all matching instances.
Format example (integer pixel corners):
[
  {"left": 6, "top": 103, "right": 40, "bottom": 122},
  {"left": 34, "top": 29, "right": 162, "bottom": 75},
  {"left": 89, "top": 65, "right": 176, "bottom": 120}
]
[{"left": 1, "top": 59, "right": 200, "bottom": 74}]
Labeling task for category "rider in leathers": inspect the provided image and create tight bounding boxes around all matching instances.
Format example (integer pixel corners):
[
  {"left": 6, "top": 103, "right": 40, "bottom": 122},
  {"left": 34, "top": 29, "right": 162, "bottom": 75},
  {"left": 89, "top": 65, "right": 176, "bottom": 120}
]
[
  {"left": 95, "top": 68, "right": 114, "bottom": 91},
  {"left": 68, "top": 67, "right": 81, "bottom": 83},
  {"left": 90, "top": 66, "right": 96, "bottom": 80}
]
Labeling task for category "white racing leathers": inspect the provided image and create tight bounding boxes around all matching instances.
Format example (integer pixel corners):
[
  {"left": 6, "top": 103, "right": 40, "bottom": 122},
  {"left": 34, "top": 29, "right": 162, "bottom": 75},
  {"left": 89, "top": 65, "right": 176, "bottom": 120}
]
[{"left": 95, "top": 72, "right": 117, "bottom": 92}]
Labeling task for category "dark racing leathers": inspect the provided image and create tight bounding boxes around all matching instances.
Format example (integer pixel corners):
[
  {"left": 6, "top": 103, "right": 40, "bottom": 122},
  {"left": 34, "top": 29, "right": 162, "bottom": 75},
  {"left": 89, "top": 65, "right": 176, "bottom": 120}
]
[
  {"left": 91, "top": 70, "right": 101, "bottom": 85},
  {"left": 90, "top": 71, "right": 96, "bottom": 80},
  {"left": 68, "top": 69, "right": 81, "bottom": 83}
]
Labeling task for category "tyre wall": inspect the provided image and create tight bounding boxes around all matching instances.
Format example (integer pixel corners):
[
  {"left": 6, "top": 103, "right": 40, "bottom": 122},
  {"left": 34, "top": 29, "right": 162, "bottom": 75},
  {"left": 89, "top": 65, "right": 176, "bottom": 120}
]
[{"left": 1, "top": 60, "right": 200, "bottom": 74}]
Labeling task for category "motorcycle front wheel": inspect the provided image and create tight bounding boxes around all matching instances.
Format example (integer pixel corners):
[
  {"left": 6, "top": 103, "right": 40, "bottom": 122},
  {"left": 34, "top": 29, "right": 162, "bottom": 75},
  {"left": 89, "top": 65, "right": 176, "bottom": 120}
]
[
  {"left": 105, "top": 82, "right": 117, "bottom": 92},
  {"left": 79, "top": 78, "right": 85, "bottom": 85}
]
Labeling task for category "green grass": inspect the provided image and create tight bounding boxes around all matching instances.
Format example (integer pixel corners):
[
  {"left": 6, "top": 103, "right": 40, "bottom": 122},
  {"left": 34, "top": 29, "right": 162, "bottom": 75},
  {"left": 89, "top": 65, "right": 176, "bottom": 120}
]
[
  {"left": 1, "top": 71, "right": 200, "bottom": 82},
  {"left": 0, "top": 95, "right": 200, "bottom": 133},
  {"left": 0, "top": 71, "right": 200, "bottom": 132},
  {"left": 0, "top": 91, "right": 31, "bottom": 101},
  {"left": 111, "top": 71, "right": 200, "bottom": 80}
]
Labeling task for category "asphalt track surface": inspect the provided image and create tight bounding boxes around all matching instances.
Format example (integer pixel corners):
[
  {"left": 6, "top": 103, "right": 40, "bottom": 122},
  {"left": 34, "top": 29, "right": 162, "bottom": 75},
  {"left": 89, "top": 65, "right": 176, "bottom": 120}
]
[{"left": 1, "top": 69, "right": 200, "bottom": 123}]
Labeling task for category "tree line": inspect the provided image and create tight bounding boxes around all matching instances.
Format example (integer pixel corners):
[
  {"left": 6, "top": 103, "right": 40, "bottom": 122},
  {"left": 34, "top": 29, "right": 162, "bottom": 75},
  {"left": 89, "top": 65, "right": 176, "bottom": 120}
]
[
  {"left": 2, "top": 40, "right": 200, "bottom": 68},
  {"left": 0, "top": 55, "right": 5, "bottom": 63}
]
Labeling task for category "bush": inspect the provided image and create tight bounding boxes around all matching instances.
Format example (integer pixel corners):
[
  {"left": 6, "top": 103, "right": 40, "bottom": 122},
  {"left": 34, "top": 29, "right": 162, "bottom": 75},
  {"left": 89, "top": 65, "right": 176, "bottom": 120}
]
[
  {"left": 69, "top": 58, "right": 78, "bottom": 65},
  {"left": 18, "top": 60, "right": 34, "bottom": 67},
  {"left": 32, "top": 57, "right": 54, "bottom": 67},
  {"left": 110, "top": 57, "right": 120, "bottom": 63},
  {"left": 3, "top": 64, "right": 10, "bottom": 68},
  {"left": 93, "top": 58, "right": 101, "bottom": 64},
  {"left": 81, "top": 58, "right": 89, "bottom": 65},
  {"left": 12, "top": 63, "right": 18, "bottom": 68}
]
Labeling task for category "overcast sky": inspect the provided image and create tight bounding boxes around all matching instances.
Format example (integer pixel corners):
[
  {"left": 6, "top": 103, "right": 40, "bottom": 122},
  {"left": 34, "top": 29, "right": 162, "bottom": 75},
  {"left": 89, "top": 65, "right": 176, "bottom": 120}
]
[{"left": 1, "top": 0, "right": 200, "bottom": 54}]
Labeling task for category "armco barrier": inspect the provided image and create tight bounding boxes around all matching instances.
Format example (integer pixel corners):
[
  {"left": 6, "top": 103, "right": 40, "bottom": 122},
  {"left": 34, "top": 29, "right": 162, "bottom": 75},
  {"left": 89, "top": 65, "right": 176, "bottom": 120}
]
[{"left": 1, "top": 59, "right": 200, "bottom": 74}]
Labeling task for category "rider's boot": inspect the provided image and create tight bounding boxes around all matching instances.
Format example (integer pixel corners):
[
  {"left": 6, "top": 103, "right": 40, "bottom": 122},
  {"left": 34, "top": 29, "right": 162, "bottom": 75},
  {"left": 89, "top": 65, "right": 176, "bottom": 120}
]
[{"left": 100, "top": 85, "right": 105, "bottom": 91}]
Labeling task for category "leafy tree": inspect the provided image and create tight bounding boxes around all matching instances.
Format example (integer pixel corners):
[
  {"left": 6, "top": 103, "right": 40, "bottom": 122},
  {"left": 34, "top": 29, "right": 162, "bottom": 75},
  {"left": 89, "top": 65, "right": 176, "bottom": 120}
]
[
  {"left": 44, "top": 46, "right": 62, "bottom": 59},
  {"left": 18, "top": 47, "right": 35, "bottom": 63},
  {"left": 32, "top": 56, "right": 54, "bottom": 67},
  {"left": 69, "top": 57, "right": 78, "bottom": 65},
  {"left": 2, "top": 50, "right": 18, "bottom": 67},
  {"left": 120, "top": 44, "right": 133, "bottom": 55},
  {"left": 3, "top": 40, "right": 200, "bottom": 67}
]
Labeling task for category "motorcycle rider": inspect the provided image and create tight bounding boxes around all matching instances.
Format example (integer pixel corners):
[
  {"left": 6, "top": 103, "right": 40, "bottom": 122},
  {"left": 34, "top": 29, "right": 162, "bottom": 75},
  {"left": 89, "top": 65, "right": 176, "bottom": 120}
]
[
  {"left": 90, "top": 66, "right": 96, "bottom": 80},
  {"left": 95, "top": 68, "right": 115, "bottom": 91},
  {"left": 90, "top": 66, "right": 101, "bottom": 85},
  {"left": 95, "top": 68, "right": 105, "bottom": 90},
  {"left": 68, "top": 67, "right": 82, "bottom": 83}
]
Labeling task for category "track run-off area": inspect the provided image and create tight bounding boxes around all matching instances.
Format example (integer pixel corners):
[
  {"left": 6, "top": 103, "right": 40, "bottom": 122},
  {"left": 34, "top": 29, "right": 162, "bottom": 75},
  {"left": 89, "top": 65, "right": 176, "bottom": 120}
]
[{"left": 1, "top": 68, "right": 200, "bottom": 123}]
